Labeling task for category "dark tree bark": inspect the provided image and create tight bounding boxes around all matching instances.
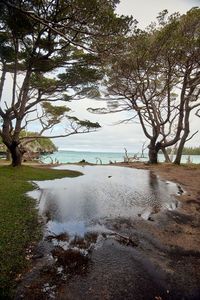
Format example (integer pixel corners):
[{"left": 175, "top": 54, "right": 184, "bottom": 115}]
[
  {"left": 148, "top": 142, "right": 161, "bottom": 164},
  {"left": 1, "top": 118, "right": 26, "bottom": 166},
  {"left": 4, "top": 140, "right": 26, "bottom": 167},
  {"left": 9, "top": 144, "right": 24, "bottom": 167},
  {"left": 148, "top": 148, "right": 158, "bottom": 164},
  {"left": 6, "top": 149, "right": 11, "bottom": 161}
]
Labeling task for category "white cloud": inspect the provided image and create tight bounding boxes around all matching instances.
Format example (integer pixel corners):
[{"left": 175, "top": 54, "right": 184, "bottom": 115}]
[
  {"left": 52, "top": 98, "right": 146, "bottom": 152},
  {"left": 116, "top": 0, "right": 200, "bottom": 29}
]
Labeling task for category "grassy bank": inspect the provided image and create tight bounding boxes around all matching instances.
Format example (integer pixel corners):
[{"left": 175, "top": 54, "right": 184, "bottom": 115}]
[{"left": 0, "top": 165, "right": 81, "bottom": 299}]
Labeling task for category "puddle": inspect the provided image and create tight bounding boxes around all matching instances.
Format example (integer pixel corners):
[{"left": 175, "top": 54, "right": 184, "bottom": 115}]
[
  {"left": 29, "top": 165, "right": 179, "bottom": 238},
  {"left": 28, "top": 165, "right": 181, "bottom": 254},
  {"left": 20, "top": 165, "right": 184, "bottom": 299}
]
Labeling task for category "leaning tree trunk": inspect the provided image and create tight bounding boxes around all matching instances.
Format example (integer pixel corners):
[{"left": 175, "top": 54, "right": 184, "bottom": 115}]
[
  {"left": 170, "top": 142, "right": 178, "bottom": 162},
  {"left": 174, "top": 134, "right": 188, "bottom": 165},
  {"left": 162, "top": 148, "right": 171, "bottom": 162},
  {"left": 174, "top": 111, "right": 190, "bottom": 165}
]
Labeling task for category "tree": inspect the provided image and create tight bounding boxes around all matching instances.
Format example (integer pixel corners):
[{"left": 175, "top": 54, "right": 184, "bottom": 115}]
[
  {"left": 90, "top": 8, "right": 200, "bottom": 164},
  {"left": 0, "top": 0, "right": 132, "bottom": 166}
]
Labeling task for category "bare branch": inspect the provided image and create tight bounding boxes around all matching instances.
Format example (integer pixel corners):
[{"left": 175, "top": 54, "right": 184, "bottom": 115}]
[{"left": 185, "top": 130, "right": 199, "bottom": 142}]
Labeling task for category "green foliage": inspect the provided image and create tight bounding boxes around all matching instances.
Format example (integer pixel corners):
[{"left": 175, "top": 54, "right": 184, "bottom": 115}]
[
  {"left": 0, "top": 33, "right": 15, "bottom": 63},
  {"left": 0, "top": 132, "right": 58, "bottom": 154},
  {"left": 20, "top": 131, "right": 58, "bottom": 153},
  {"left": 42, "top": 102, "right": 70, "bottom": 123},
  {"left": 162, "top": 147, "right": 200, "bottom": 155},
  {"left": 58, "top": 65, "right": 104, "bottom": 86},
  {"left": 30, "top": 137, "right": 57, "bottom": 152},
  {"left": 0, "top": 165, "right": 82, "bottom": 299},
  {"left": 67, "top": 116, "right": 101, "bottom": 129},
  {"left": 77, "top": 120, "right": 101, "bottom": 129},
  {"left": 41, "top": 102, "right": 71, "bottom": 128},
  {"left": 30, "top": 74, "right": 58, "bottom": 91}
]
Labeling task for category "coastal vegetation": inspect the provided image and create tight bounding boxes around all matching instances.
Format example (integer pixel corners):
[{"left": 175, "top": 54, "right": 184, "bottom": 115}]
[
  {"left": 0, "top": 132, "right": 57, "bottom": 157},
  {"left": 0, "top": 1, "right": 199, "bottom": 298},
  {"left": 0, "top": 0, "right": 131, "bottom": 167},
  {"left": 0, "top": 0, "right": 199, "bottom": 166},
  {"left": 89, "top": 8, "right": 200, "bottom": 164},
  {"left": 160, "top": 147, "right": 200, "bottom": 156},
  {"left": 0, "top": 165, "right": 82, "bottom": 299}
]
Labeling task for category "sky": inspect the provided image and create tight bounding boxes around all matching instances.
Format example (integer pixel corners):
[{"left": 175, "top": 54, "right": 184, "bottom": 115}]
[{"left": 52, "top": 0, "right": 200, "bottom": 153}]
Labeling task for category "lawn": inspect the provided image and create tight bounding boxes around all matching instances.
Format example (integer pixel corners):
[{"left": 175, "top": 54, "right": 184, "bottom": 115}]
[{"left": 0, "top": 165, "right": 81, "bottom": 299}]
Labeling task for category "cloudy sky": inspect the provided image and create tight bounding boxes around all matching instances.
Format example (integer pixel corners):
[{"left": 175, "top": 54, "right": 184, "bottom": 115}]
[{"left": 52, "top": 0, "right": 200, "bottom": 153}]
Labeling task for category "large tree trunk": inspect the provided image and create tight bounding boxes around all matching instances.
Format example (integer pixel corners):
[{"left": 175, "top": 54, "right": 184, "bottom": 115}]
[
  {"left": 1, "top": 117, "right": 25, "bottom": 166},
  {"left": 149, "top": 148, "right": 158, "bottom": 164},
  {"left": 148, "top": 141, "right": 161, "bottom": 164},
  {"left": 9, "top": 143, "right": 24, "bottom": 167},
  {"left": 148, "top": 142, "right": 161, "bottom": 164}
]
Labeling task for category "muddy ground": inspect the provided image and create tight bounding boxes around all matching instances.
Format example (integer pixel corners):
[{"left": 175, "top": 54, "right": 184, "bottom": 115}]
[{"left": 14, "top": 162, "right": 200, "bottom": 300}]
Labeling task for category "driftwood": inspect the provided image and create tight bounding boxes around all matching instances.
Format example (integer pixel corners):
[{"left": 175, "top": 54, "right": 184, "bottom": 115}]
[
  {"left": 124, "top": 148, "right": 139, "bottom": 163},
  {"left": 109, "top": 232, "right": 138, "bottom": 247},
  {"left": 96, "top": 157, "right": 102, "bottom": 164},
  {"left": 38, "top": 155, "right": 59, "bottom": 165}
]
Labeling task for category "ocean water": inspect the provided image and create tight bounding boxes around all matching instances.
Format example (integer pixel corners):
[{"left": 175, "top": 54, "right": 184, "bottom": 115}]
[{"left": 40, "top": 150, "right": 200, "bottom": 164}]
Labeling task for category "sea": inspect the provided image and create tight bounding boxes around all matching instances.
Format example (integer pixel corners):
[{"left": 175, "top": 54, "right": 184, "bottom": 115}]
[{"left": 40, "top": 150, "right": 200, "bottom": 165}]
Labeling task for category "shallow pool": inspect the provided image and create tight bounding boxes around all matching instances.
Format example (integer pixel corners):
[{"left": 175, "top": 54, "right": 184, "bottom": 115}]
[{"left": 29, "top": 165, "right": 180, "bottom": 240}]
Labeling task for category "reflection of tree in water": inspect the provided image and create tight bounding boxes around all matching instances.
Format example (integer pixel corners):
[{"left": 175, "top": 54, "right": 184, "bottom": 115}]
[
  {"left": 148, "top": 171, "right": 177, "bottom": 213},
  {"left": 41, "top": 190, "right": 60, "bottom": 222},
  {"left": 148, "top": 171, "right": 161, "bottom": 209},
  {"left": 50, "top": 232, "right": 98, "bottom": 276},
  {"left": 52, "top": 246, "right": 90, "bottom": 275},
  {"left": 69, "top": 232, "right": 98, "bottom": 250},
  {"left": 81, "top": 191, "right": 98, "bottom": 220}
]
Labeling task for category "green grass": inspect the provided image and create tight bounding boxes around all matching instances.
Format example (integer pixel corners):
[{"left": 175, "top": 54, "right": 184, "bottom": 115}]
[{"left": 0, "top": 165, "right": 82, "bottom": 299}]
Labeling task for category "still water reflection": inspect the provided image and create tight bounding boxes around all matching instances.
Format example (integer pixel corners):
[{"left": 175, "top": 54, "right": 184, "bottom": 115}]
[{"left": 29, "top": 165, "right": 179, "bottom": 240}]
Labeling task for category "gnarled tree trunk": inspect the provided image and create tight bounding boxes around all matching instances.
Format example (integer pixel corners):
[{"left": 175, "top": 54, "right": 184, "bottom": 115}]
[
  {"left": 1, "top": 122, "right": 25, "bottom": 167},
  {"left": 148, "top": 142, "right": 161, "bottom": 164},
  {"left": 9, "top": 143, "right": 25, "bottom": 167}
]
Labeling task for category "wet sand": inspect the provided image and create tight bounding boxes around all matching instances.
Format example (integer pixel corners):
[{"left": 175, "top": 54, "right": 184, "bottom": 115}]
[
  {"left": 12, "top": 162, "right": 200, "bottom": 300},
  {"left": 121, "top": 162, "right": 200, "bottom": 250}
]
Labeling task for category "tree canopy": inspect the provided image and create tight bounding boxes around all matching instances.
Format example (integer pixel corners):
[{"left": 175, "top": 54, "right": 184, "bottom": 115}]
[
  {"left": 0, "top": 0, "right": 132, "bottom": 166},
  {"left": 90, "top": 8, "right": 200, "bottom": 164}
]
